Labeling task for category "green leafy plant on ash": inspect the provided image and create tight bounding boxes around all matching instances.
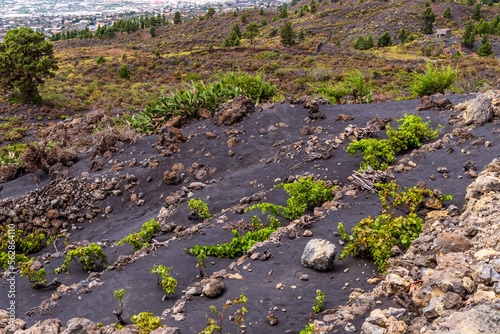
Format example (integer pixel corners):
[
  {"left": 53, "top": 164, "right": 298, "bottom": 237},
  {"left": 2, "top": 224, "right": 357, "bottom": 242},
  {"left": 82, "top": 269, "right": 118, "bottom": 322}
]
[
  {"left": 338, "top": 181, "right": 454, "bottom": 272},
  {"left": 312, "top": 290, "right": 325, "bottom": 314},
  {"left": 117, "top": 219, "right": 161, "bottom": 251},
  {"left": 149, "top": 265, "right": 177, "bottom": 299},
  {"left": 57, "top": 243, "right": 107, "bottom": 273},
  {"left": 188, "top": 199, "right": 213, "bottom": 219},
  {"left": 130, "top": 312, "right": 163, "bottom": 334},
  {"left": 347, "top": 114, "right": 438, "bottom": 171},
  {"left": 199, "top": 294, "right": 248, "bottom": 334}
]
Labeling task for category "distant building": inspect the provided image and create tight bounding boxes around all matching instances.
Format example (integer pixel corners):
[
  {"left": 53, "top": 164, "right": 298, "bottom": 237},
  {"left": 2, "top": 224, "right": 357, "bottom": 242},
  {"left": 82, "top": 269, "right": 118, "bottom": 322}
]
[{"left": 436, "top": 29, "right": 451, "bottom": 38}]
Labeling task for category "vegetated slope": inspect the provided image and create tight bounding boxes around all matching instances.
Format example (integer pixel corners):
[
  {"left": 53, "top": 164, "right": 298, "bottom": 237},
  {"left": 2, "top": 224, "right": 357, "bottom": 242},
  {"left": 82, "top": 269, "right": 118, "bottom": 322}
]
[{"left": 1, "top": 92, "right": 499, "bottom": 333}]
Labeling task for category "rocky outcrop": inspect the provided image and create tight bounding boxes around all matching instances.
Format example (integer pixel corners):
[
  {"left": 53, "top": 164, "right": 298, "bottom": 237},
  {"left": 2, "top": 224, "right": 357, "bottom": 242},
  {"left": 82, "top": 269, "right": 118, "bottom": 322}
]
[
  {"left": 454, "top": 91, "right": 500, "bottom": 126},
  {"left": 213, "top": 96, "right": 254, "bottom": 125},
  {"left": 416, "top": 96, "right": 453, "bottom": 111},
  {"left": 0, "top": 175, "right": 119, "bottom": 235}
]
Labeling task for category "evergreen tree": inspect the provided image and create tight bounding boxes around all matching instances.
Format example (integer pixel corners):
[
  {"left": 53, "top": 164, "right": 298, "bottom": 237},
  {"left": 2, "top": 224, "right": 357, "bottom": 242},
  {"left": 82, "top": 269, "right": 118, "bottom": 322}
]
[
  {"left": 206, "top": 7, "right": 216, "bottom": 19},
  {"left": 261, "top": 17, "right": 268, "bottom": 26},
  {"left": 377, "top": 31, "right": 392, "bottom": 47},
  {"left": 310, "top": 0, "right": 317, "bottom": 13},
  {"left": 140, "top": 15, "right": 145, "bottom": 29},
  {"left": 222, "top": 24, "right": 241, "bottom": 47},
  {"left": 477, "top": 35, "right": 493, "bottom": 56},
  {"left": 241, "top": 14, "right": 247, "bottom": 24},
  {"left": 0, "top": 27, "right": 58, "bottom": 101},
  {"left": 476, "top": 21, "right": 490, "bottom": 36},
  {"left": 118, "top": 64, "right": 131, "bottom": 80},
  {"left": 279, "top": 5, "right": 289, "bottom": 19},
  {"left": 443, "top": 6, "right": 452, "bottom": 19},
  {"left": 477, "top": 35, "right": 493, "bottom": 57},
  {"left": 421, "top": 1, "right": 435, "bottom": 35},
  {"left": 472, "top": 4, "right": 481, "bottom": 20},
  {"left": 280, "top": 21, "right": 295, "bottom": 46},
  {"left": 174, "top": 11, "right": 182, "bottom": 24},
  {"left": 299, "top": 28, "right": 305, "bottom": 40},
  {"left": 244, "top": 22, "right": 259, "bottom": 43},
  {"left": 466, "top": 0, "right": 475, "bottom": 5},
  {"left": 398, "top": 28, "right": 408, "bottom": 43},
  {"left": 150, "top": 26, "right": 156, "bottom": 38},
  {"left": 260, "top": 7, "right": 265, "bottom": 15},
  {"left": 461, "top": 21, "right": 476, "bottom": 49},
  {"left": 488, "top": 0, "right": 494, "bottom": 6}
]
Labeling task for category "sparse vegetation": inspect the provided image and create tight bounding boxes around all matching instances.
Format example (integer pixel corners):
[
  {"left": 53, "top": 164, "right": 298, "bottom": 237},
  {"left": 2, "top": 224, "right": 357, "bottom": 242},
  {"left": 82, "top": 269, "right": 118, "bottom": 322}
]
[
  {"left": 130, "top": 312, "right": 163, "bottom": 334},
  {"left": 58, "top": 243, "right": 107, "bottom": 273},
  {"left": 199, "top": 294, "right": 247, "bottom": 334},
  {"left": 149, "top": 265, "right": 177, "bottom": 299},
  {"left": 410, "top": 63, "right": 457, "bottom": 96},
  {"left": 117, "top": 219, "right": 161, "bottom": 251},
  {"left": 188, "top": 199, "right": 213, "bottom": 219}
]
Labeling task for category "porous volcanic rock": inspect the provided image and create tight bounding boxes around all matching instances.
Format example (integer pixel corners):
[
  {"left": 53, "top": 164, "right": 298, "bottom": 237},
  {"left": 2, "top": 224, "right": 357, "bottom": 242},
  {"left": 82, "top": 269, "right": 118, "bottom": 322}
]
[{"left": 301, "top": 238, "right": 336, "bottom": 271}]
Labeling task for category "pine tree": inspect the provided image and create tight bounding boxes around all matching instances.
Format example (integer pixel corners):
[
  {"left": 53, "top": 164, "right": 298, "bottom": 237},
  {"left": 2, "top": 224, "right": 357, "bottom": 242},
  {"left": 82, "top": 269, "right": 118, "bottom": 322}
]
[
  {"left": 443, "top": 6, "right": 452, "bottom": 19},
  {"left": 279, "top": 5, "right": 289, "bottom": 19},
  {"left": 472, "top": 4, "right": 481, "bottom": 20},
  {"left": 244, "top": 22, "right": 259, "bottom": 43},
  {"left": 259, "top": 8, "right": 265, "bottom": 15},
  {"left": 310, "top": 0, "right": 317, "bottom": 13},
  {"left": 0, "top": 27, "right": 58, "bottom": 102},
  {"left": 174, "top": 11, "right": 182, "bottom": 24},
  {"left": 377, "top": 31, "right": 392, "bottom": 47},
  {"left": 206, "top": 7, "right": 215, "bottom": 19},
  {"left": 466, "top": 0, "right": 475, "bottom": 6},
  {"left": 421, "top": 1, "right": 435, "bottom": 35},
  {"left": 222, "top": 24, "right": 241, "bottom": 47},
  {"left": 461, "top": 21, "right": 476, "bottom": 49},
  {"left": 477, "top": 35, "right": 493, "bottom": 56},
  {"left": 150, "top": 26, "right": 156, "bottom": 38},
  {"left": 398, "top": 28, "right": 408, "bottom": 44},
  {"left": 280, "top": 21, "right": 295, "bottom": 46}
]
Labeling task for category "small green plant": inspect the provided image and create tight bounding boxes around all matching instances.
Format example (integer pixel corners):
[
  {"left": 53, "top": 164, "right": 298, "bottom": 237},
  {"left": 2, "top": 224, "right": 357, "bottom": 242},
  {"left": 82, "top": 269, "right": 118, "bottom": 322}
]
[
  {"left": 130, "top": 312, "right": 162, "bottom": 334},
  {"left": 58, "top": 243, "right": 107, "bottom": 273},
  {"left": 312, "top": 290, "right": 325, "bottom": 314},
  {"left": 347, "top": 114, "right": 438, "bottom": 171},
  {"left": 196, "top": 250, "right": 207, "bottom": 277},
  {"left": 117, "top": 219, "right": 161, "bottom": 251},
  {"left": 300, "top": 323, "right": 314, "bottom": 334},
  {"left": 149, "top": 265, "right": 177, "bottom": 299},
  {"left": 188, "top": 199, "right": 213, "bottom": 219},
  {"left": 199, "top": 294, "right": 248, "bottom": 334},
  {"left": 96, "top": 55, "right": 105, "bottom": 64},
  {"left": 0, "top": 228, "right": 45, "bottom": 254},
  {"left": 47, "top": 233, "right": 69, "bottom": 253},
  {"left": 113, "top": 289, "right": 126, "bottom": 324},
  {"left": 248, "top": 176, "right": 334, "bottom": 221},
  {"left": 187, "top": 224, "right": 278, "bottom": 258},
  {"left": 118, "top": 64, "right": 131, "bottom": 80},
  {"left": 20, "top": 257, "right": 47, "bottom": 288},
  {"left": 410, "top": 63, "right": 457, "bottom": 96},
  {"left": 338, "top": 181, "right": 453, "bottom": 272}
]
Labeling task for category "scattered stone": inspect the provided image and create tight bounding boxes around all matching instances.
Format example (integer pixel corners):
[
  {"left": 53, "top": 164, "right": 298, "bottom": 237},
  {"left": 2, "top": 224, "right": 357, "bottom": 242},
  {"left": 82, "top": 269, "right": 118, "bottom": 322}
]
[
  {"left": 266, "top": 313, "right": 278, "bottom": 326},
  {"left": 202, "top": 278, "right": 225, "bottom": 298},
  {"left": 303, "top": 230, "right": 313, "bottom": 237},
  {"left": 214, "top": 96, "right": 255, "bottom": 125}
]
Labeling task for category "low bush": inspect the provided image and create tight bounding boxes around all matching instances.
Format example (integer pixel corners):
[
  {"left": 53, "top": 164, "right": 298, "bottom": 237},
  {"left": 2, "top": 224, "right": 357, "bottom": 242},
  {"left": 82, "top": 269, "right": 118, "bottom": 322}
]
[
  {"left": 338, "top": 181, "right": 454, "bottom": 272},
  {"left": 149, "top": 265, "right": 177, "bottom": 298},
  {"left": 130, "top": 312, "right": 162, "bottom": 334},
  {"left": 20, "top": 257, "right": 47, "bottom": 288},
  {"left": 347, "top": 114, "right": 438, "bottom": 171},
  {"left": 117, "top": 219, "right": 161, "bottom": 251},
  {"left": 314, "top": 70, "right": 372, "bottom": 104},
  {"left": 58, "top": 243, "right": 107, "bottom": 273},
  {"left": 188, "top": 199, "right": 213, "bottom": 219},
  {"left": 248, "top": 176, "right": 334, "bottom": 220},
  {"left": 410, "top": 63, "right": 457, "bottom": 96}
]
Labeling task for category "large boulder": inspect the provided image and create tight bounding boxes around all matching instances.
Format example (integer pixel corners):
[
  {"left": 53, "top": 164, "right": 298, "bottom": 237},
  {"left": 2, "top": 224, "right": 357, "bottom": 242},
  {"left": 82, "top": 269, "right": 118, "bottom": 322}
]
[
  {"left": 431, "top": 305, "right": 500, "bottom": 334},
  {"left": 301, "top": 238, "right": 336, "bottom": 271},
  {"left": 202, "top": 278, "right": 225, "bottom": 298},
  {"left": 214, "top": 96, "right": 254, "bottom": 125},
  {"left": 461, "top": 94, "right": 493, "bottom": 126}
]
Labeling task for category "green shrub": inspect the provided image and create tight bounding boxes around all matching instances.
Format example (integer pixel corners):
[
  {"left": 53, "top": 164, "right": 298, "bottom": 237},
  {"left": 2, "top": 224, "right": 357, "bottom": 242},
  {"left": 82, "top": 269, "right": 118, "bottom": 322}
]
[
  {"left": 0, "top": 227, "right": 45, "bottom": 254},
  {"left": 130, "top": 312, "right": 162, "bottom": 334},
  {"left": 20, "top": 257, "right": 47, "bottom": 288},
  {"left": 117, "top": 219, "right": 161, "bottom": 251},
  {"left": 377, "top": 32, "right": 392, "bottom": 47},
  {"left": 353, "top": 35, "right": 374, "bottom": 50},
  {"left": 118, "top": 64, "right": 131, "bottom": 80},
  {"left": 200, "top": 294, "right": 247, "bottom": 334},
  {"left": 410, "top": 63, "right": 457, "bottom": 96},
  {"left": 347, "top": 114, "right": 438, "bottom": 171},
  {"left": 58, "top": 243, "right": 107, "bottom": 273},
  {"left": 248, "top": 176, "right": 334, "bottom": 220},
  {"left": 218, "top": 71, "right": 276, "bottom": 102},
  {"left": 96, "top": 55, "right": 105, "bottom": 64},
  {"left": 187, "top": 224, "right": 278, "bottom": 258},
  {"left": 314, "top": 70, "right": 372, "bottom": 104},
  {"left": 188, "top": 199, "right": 213, "bottom": 219},
  {"left": 338, "top": 182, "right": 453, "bottom": 272},
  {"left": 149, "top": 265, "right": 177, "bottom": 298},
  {"left": 312, "top": 290, "right": 325, "bottom": 314}
]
